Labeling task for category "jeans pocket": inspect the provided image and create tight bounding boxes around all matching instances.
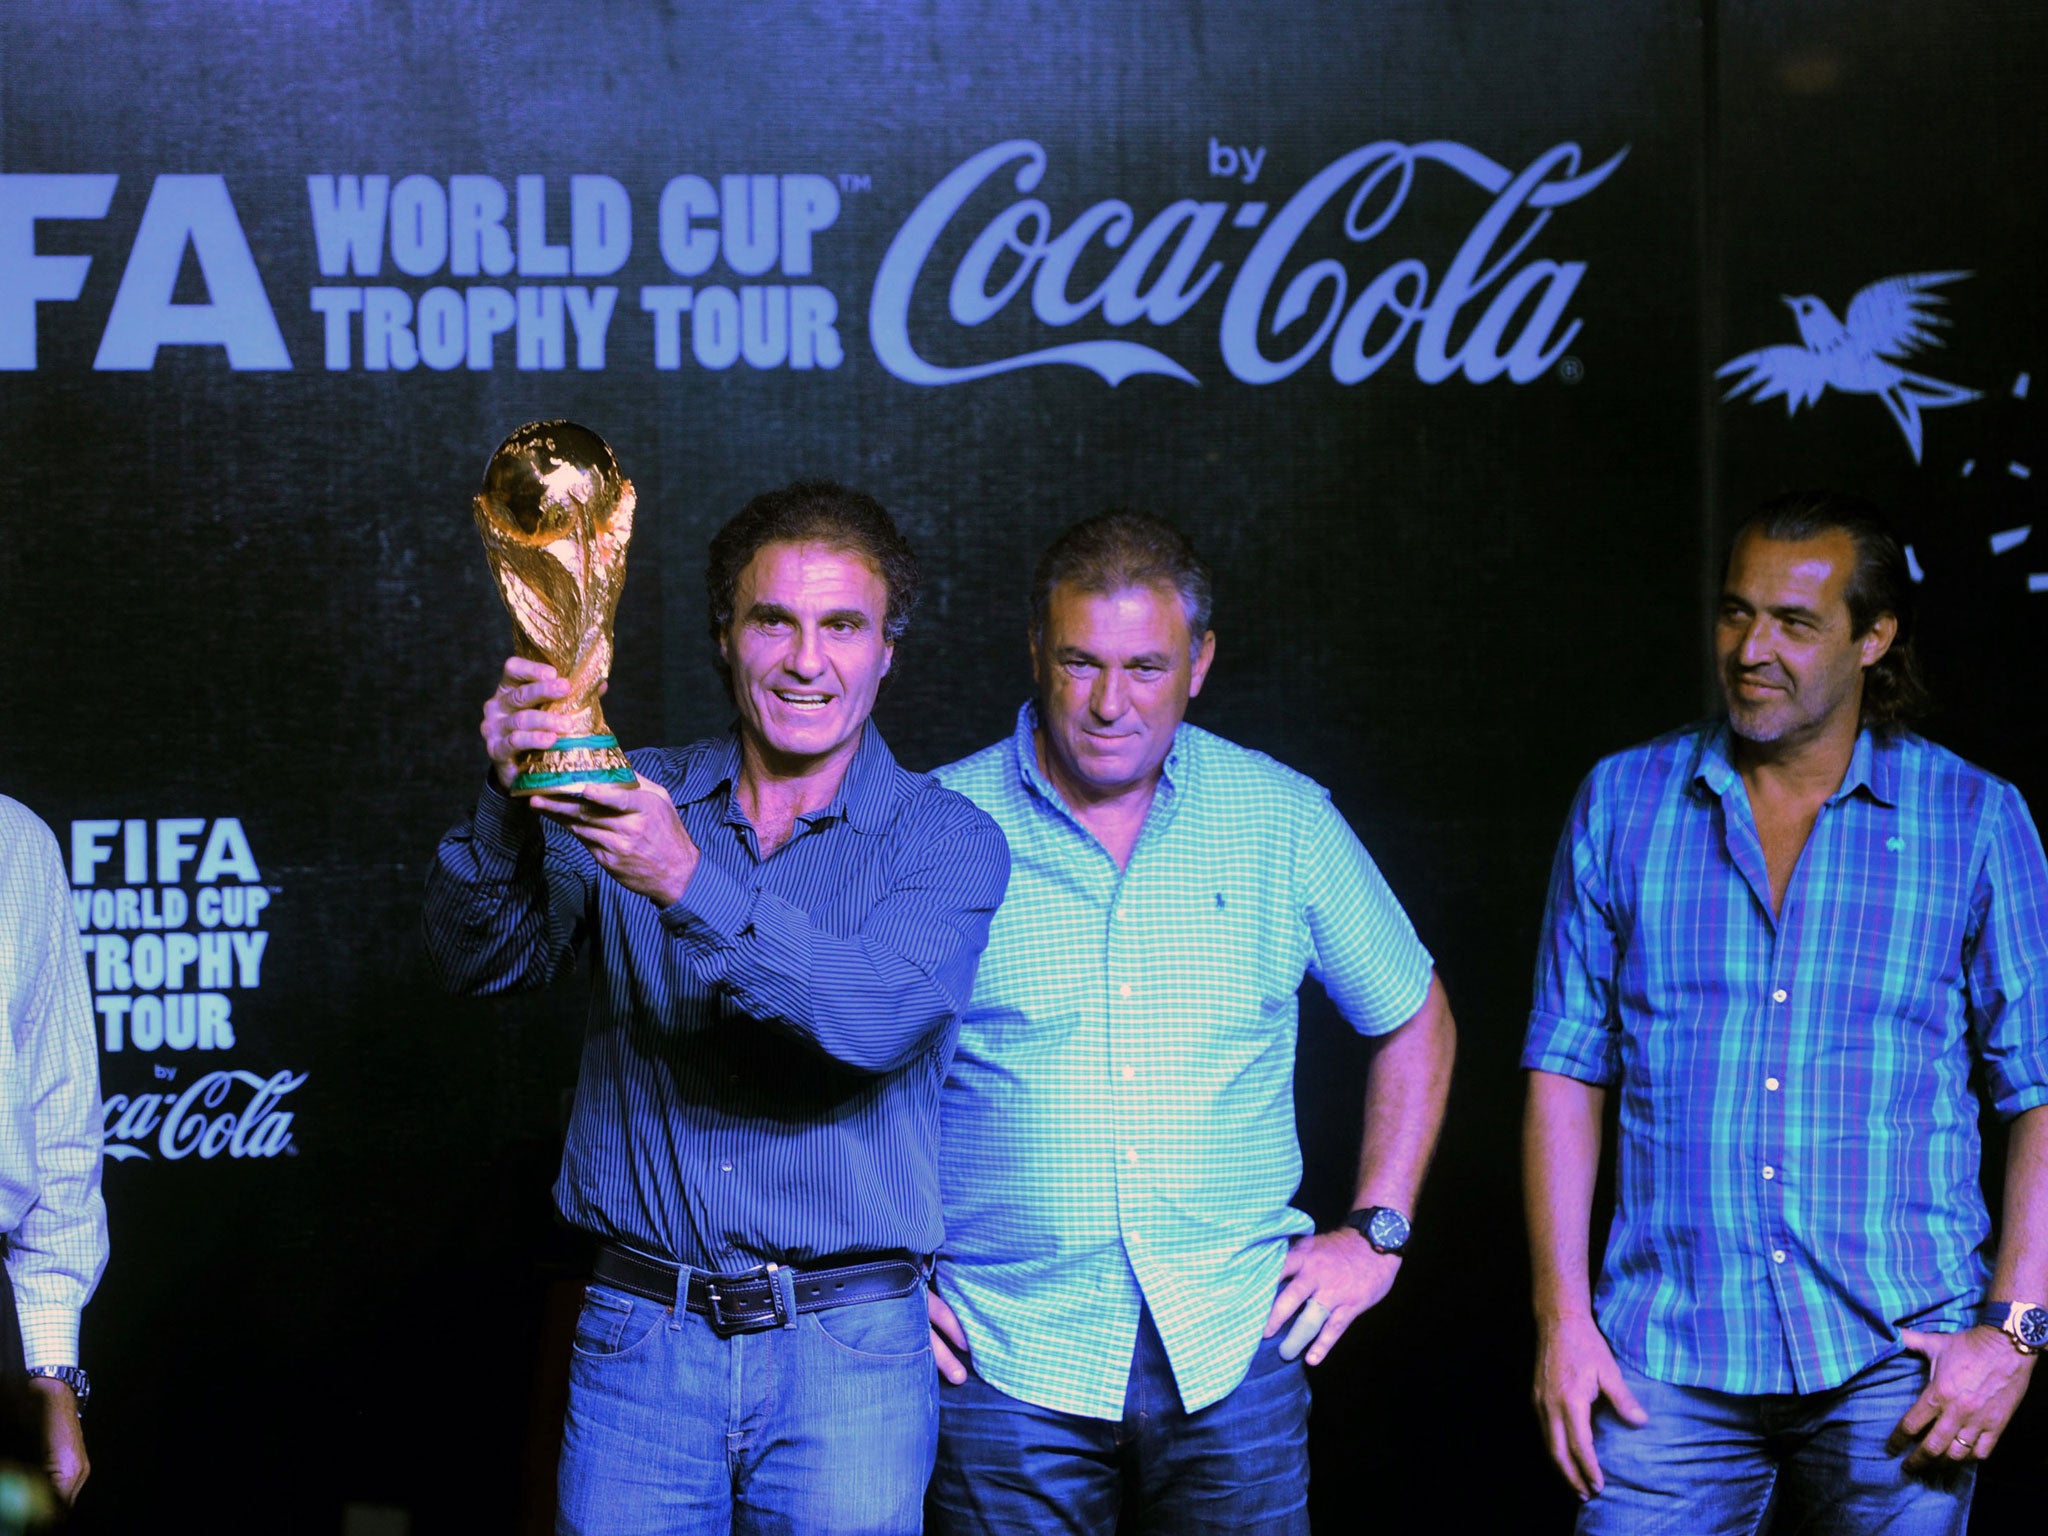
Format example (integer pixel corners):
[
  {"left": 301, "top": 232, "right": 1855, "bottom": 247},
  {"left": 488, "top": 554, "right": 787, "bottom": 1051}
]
[
  {"left": 570, "top": 1284, "right": 667, "bottom": 1361},
  {"left": 810, "top": 1291, "right": 933, "bottom": 1364}
]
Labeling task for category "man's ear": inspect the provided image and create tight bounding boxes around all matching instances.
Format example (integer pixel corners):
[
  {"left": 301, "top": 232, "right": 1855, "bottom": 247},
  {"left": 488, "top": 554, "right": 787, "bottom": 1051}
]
[
  {"left": 1187, "top": 630, "right": 1218, "bottom": 699},
  {"left": 1859, "top": 612, "right": 1898, "bottom": 669}
]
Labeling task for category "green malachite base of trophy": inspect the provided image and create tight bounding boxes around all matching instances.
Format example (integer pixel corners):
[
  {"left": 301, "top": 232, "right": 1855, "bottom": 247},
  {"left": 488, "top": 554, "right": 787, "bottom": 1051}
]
[{"left": 512, "top": 733, "right": 637, "bottom": 795}]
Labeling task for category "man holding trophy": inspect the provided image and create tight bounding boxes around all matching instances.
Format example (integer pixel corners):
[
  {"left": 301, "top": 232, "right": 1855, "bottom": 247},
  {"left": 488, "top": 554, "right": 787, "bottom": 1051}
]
[{"left": 423, "top": 424, "right": 1009, "bottom": 1535}]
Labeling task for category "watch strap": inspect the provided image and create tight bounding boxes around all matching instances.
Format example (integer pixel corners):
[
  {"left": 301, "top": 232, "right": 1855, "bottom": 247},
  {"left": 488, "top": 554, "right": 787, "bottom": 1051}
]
[
  {"left": 1973, "top": 1300, "right": 2048, "bottom": 1355},
  {"left": 24, "top": 1364, "right": 90, "bottom": 1413},
  {"left": 1342, "top": 1205, "right": 1411, "bottom": 1255}
]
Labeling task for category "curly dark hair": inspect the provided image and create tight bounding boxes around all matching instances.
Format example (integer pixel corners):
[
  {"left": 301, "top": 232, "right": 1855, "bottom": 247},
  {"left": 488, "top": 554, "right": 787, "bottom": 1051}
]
[
  {"left": 704, "top": 479, "right": 921, "bottom": 692},
  {"left": 1727, "top": 490, "right": 1932, "bottom": 732}
]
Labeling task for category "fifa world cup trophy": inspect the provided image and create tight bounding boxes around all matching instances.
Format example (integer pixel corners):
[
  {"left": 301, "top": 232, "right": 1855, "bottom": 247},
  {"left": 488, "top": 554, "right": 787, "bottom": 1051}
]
[{"left": 472, "top": 420, "right": 639, "bottom": 794}]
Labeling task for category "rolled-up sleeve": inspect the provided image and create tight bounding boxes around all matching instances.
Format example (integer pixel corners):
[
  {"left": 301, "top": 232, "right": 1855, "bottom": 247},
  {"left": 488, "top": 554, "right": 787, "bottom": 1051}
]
[
  {"left": 1966, "top": 783, "right": 2048, "bottom": 1119},
  {"left": 1523, "top": 771, "right": 1623, "bottom": 1086}
]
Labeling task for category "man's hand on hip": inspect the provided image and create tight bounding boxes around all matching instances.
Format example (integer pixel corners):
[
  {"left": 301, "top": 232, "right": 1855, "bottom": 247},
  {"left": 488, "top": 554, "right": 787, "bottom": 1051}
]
[
  {"left": 1891, "top": 1326, "right": 2037, "bottom": 1468},
  {"left": 27, "top": 1376, "right": 89, "bottom": 1504},
  {"left": 531, "top": 779, "right": 700, "bottom": 909},
  {"left": 1531, "top": 1312, "right": 1648, "bottom": 1501},
  {"left": 928, "top": 1286, "right": 970, "bottom": 1386},
  {"left": 1261, "top": 1227, "right": 1399, "bottom": 1368}
]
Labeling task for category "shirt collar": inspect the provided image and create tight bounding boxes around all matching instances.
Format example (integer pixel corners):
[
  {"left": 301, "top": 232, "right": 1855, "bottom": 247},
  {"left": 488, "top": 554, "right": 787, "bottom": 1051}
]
[
  {"left": 1010, "top": 700, "right": 1192, "bottom": 805},
  {"left": 675, "top": 720, "right": 897, "bottom": 834},
  {"left": 1836, "top": 727, "right": 1898, "bottom": 808},
  {"left": 1689, "top": 717, "right": 1897, "bottom": 808}
]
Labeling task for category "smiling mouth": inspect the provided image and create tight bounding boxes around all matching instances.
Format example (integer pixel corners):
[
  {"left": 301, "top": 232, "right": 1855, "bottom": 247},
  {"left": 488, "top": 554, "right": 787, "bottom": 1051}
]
[
  {"left": 1730, "top": 674, "right": 1787, "bottom": 697},
  {"left": 773, "top": 691, "right": 834, "bottom": 711}
]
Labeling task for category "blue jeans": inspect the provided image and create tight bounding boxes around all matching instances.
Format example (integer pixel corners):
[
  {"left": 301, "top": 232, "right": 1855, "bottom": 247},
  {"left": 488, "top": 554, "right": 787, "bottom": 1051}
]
[
  {"left": 1579, "top": 1350, "right": 1974, "bottom": 1535},
  {"left": 556, "top": 1279, "right": 937, "bottom": 1535},
  {"left": 926, "top": 1306, "right": 1311, "bottom": 1535}
]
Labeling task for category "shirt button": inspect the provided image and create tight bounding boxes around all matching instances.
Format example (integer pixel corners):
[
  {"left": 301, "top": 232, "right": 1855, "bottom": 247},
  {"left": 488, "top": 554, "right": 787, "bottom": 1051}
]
[
  {"left": 1125, "top": 1147, "right": 1139, "bottom": 1165},
  {"left": 1771, "top": 989, "right": 1787, "bottom": 1003},
  {"left": 1120, "top": 1065, "right": 1135, "bottom": 1081},
  {"left": 1772, "top": 1249, "right": 1787, "bottom": 1264},
  {"left": 1766, "top": 1077, "right": 1781, "bottom": 1092},
  {"left": 721, "top": 1160, "right": 734, "bottom": 1173},
  {"left": 1119, "top": 983, "right": 1133, "bottom": 999},
  {"left": 1127, "top": 1230, "right": 1144, "bottom": 1248},
  {"left": 1762, "top": 1166, "right": 1776, "bottom": 1180}
]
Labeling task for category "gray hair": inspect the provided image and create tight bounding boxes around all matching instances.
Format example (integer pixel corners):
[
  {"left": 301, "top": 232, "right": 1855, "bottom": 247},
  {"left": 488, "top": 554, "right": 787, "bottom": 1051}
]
[{"left": 1030, "top": 510, "right": 1213, "bottom": 647}]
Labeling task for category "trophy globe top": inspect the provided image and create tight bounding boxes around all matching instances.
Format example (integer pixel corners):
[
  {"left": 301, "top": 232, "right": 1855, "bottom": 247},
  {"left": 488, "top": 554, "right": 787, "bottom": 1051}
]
[{"left": 478, "top": 420, "right": 629, "bottom": 540}]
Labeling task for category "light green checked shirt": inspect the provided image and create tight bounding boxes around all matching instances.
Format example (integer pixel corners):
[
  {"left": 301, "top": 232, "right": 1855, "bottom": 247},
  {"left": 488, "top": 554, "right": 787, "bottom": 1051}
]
[{"left": 933, "top": 704, "right": 1433, "bottom": 1418}]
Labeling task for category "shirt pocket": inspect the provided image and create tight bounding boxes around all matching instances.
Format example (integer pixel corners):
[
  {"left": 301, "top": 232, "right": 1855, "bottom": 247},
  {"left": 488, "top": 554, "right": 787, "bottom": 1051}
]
[
  {"left": 1141, "top": 884, "right": 1295, "bottom": 1036},
  {"left": 1792, "top": 841, "right": 1972, "bottom": 1042}
]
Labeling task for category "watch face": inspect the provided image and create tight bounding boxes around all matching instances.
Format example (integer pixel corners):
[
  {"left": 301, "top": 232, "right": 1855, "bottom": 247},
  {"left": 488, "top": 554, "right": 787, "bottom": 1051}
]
[
  {"left": 2018, "top": 1306, "right": 2048, "bottom": 1348},
  {"left": 1366, "top": 1208, "right": 1410, "bottom": 1253}
]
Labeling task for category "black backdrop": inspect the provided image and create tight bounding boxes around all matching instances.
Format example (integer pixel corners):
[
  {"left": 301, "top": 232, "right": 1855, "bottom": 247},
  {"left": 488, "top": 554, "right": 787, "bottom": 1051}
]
[{"left": 2, "top": 3, "right": 2042, "bottom": 1530}]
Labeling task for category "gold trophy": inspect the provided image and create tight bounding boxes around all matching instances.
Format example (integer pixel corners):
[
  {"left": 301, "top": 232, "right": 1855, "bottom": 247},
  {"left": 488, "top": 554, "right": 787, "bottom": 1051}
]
[{"left": 473, "top": 420, "right": 638, "bottom": 794}]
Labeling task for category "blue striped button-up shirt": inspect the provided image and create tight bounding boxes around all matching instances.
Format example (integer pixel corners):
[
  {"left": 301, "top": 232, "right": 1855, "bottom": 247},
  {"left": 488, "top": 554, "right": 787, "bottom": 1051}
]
[
  {"left": 933, "top": 705, "right": 1434, "bottom": 1418},
  {"left": 1524, "top": 722, "right": 2048, "bottom": 1395},
  {"left": 423, "top": 724, "right": 1008, "bottom": 1270}
]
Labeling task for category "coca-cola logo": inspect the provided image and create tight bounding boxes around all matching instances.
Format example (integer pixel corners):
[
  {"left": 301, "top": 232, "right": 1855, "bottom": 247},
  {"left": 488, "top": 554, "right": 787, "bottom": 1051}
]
[
  {"left": 102, "top": 1068, "right": 305, "bottom": 1162},
  {"left": 870, "top": 137, "right": 1627, "bottom": 388}
]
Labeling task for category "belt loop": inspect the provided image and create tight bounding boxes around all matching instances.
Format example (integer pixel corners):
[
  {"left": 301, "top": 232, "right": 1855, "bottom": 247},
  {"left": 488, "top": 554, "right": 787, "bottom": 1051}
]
[
  {"left": 672, "top": 1260, "right": 692, "bottom": 1319},
  {"left": 768, "top": 1262, "right": 798, "bottom": 1328}
]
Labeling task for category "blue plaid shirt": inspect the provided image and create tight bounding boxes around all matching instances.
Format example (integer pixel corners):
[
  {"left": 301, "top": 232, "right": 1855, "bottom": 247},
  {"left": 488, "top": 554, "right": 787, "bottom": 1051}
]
[
  {"left": 1524, "top": 721, "right": 2048, "bottom": 1395},
  {"left": 934, "top": 705, "right": 1434, "bottom": 1418}
]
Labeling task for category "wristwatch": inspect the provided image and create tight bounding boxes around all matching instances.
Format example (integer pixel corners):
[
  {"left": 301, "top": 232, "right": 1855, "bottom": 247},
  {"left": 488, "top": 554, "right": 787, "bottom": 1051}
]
[
  {"left": 24, "top": 1365, "right": 91, "bottom": 1414},
  {"left": 1975, "top": 1300, "right": 2048, "bottom": 1356},
  {"left": 1342, "top": 1205, "right": 1411, "bottom": 1255}
]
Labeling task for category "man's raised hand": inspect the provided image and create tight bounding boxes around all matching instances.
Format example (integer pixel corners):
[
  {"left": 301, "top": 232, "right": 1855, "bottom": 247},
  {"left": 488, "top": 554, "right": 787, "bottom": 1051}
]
[
  {"left": 530, "top": 778, "right": 700, "bottom": 909},
  {"left": 481, "top": 656, "right": 575, "bottom": 792}
]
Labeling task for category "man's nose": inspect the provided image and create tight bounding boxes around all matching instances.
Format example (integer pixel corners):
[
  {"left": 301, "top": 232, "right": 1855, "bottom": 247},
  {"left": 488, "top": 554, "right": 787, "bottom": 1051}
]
[
  {"left": 1736, "top": 618, "right": 1773, "bottom": 666},
  {"left": 1090, "top": 667, "right": 1128, "bottom": 720},
  {"left": 784, "top": 623, "right": 826, "bottom": 678}
]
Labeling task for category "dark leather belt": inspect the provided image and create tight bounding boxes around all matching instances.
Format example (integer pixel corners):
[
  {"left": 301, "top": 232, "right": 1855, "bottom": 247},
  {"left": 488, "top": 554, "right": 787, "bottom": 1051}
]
[{"left": 592, "top": 1243, "right": 923, "bottom": 1337}]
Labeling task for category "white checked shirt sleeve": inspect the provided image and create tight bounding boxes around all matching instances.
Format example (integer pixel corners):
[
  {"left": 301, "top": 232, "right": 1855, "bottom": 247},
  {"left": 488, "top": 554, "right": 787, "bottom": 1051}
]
[{"left": 0, "top": 797, "right": 109, "bottom": 1368}]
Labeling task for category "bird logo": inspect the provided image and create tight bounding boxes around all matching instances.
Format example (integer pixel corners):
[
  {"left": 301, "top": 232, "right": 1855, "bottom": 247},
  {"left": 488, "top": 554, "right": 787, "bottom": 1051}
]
[{"left": 1716, "top": 272, "right": 1980, "bottom": 463}]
